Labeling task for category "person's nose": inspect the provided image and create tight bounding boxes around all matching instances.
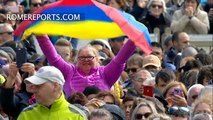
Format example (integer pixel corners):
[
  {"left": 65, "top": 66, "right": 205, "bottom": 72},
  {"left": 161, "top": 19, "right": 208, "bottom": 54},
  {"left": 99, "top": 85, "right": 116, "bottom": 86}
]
[
  {"left": 126, "top": 107, "right": 130, "bottom": 112},
  {"left": 142, "top": 116, "right": 146, "bottom": 120}
]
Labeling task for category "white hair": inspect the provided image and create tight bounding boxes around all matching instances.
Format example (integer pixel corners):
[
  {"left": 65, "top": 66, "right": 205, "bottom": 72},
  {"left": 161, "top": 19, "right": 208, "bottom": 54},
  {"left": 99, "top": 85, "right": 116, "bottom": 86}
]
[{"left": 147, "top": 0, "right": 167, "bottom": 13}]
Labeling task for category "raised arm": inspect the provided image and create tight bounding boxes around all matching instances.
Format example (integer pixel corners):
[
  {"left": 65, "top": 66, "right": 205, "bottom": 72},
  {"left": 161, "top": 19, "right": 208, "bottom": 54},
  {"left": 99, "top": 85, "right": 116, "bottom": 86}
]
[
  {"left": 36, "top": 35, "right": 74, "bottom": 79},
  {"left": 103, "top": 40, "right": 136, "bottom": 86},
  {"left": 0, "top": 63, "right": 26, "bottom": 118}
]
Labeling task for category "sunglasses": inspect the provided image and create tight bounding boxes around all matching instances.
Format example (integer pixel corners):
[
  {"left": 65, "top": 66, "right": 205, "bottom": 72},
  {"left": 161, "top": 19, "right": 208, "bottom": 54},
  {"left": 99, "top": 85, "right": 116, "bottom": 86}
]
[
  {"left": 168, "top": 106, "right": 189, "bottom": 116},
  {"left": 78, "top": 56, "right": 95, "bottom": 61},
  {"left": 126, "top": 68, "right": 139, "bottom": 73},
  {"left": 135, "top": 112, "right": 152, "bottom": 119},
  {"left": 151, "top": 4, "right": 163, "bottom": 9},
  {"left": 0, "top": 32, "right": 13, "bottom": 35},
  {"left": 192, "top": 94, "right": 198, "bottom": 100},
  {"left": 32, "top": 3, "right": 42, "bottom": 7}
]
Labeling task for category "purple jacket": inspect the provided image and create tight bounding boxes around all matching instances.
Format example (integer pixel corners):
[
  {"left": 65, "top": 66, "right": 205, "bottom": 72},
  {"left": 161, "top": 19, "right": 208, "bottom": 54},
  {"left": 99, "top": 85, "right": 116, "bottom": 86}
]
[{"left": 37, "top": 36, "right": 136, "bottom": 97}]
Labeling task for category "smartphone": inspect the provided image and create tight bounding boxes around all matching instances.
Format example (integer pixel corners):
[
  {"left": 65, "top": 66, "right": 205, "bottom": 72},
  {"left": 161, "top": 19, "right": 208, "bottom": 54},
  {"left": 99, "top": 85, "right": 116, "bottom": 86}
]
[
  {"left": 6, "top": 6, "right": 19, "bottom": 13},
  {"left": 16, "top": 47, "right": 27, "bottom": 68},
  {"left": 143, "top": 85, "right": 154, "bottom": 97},
  {"left": 173, "top": 88, "right": 182, "bottom": 96}
]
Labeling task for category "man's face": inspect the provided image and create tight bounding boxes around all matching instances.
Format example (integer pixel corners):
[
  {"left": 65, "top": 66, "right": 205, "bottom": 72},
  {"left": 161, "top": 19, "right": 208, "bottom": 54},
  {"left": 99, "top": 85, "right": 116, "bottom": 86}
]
[
  {"left": 34, "top": 82, "right": 55, "bottom": 105},
  {"left": 176, "top": 33, "right": 190, "bottom": 52},
  {"left": 30, "top": 0, "right": 42, "bottom": 13},
  {"left": 126, "top": 64, "right": 141, "bottom": 79},
  {"left": 156, "top": 78, "right": 172, "bottom": 94},
  {"left": 132, "top": 70, "right": 152, "bottom": 95},
  {"left": 0, "top": 24, "right": 14, "bottom": 44},
  {"left": 122, "top": 100, "right": 134, "bottom": 120},
  {"left": 26, "top": 82, "right": 55, "bottom": 105},
  {"left": 152, "top": 46, "right": 163, "bottom": 61}
]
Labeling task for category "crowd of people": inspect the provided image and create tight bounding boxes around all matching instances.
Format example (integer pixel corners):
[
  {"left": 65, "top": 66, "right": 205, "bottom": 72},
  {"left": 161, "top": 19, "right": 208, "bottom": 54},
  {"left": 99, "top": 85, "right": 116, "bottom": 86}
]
[{"left": 0, "top": 0, "right": 212, "bottom": 120}]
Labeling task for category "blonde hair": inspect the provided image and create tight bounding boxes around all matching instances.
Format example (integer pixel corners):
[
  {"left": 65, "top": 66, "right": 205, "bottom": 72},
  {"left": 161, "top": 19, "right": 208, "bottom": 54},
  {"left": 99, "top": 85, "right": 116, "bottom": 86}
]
[
  {"left": 162, "top": 81, "right": 187, "bottom": 99},
  {"left": 131, "top": 99, "right": 158, "bottom": 120}
]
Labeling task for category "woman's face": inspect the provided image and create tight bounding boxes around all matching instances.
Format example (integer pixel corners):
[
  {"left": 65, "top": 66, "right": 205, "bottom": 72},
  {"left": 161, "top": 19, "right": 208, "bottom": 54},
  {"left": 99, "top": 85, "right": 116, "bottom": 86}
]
[
  {"left": 184, "top": 0, "right": 197, "bottom": 13},
  {"left": 135, "top": 105, "right": 152, "bottom": 120},
  {"left": 77, "top": 47, "right": 98, "bottom": 73},
  {"left": 149, "top": 0, "right": 163, "bottom": 17},
  {"left": 166, "top": 86, "right": 184, "bottom": 98}
]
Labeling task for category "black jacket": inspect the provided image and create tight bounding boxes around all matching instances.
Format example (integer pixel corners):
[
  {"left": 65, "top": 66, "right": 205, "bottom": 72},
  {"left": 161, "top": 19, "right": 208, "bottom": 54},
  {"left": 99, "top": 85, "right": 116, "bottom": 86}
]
[{"left": 0, "top": 87, "right": 32, "bottom": 120}]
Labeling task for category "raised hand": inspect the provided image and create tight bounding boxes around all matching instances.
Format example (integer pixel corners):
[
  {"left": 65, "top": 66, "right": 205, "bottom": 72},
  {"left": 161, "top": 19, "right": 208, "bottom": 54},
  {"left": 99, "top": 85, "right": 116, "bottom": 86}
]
[
  {"left": 185, "top": 6, "right": 194, "bottom": 17},
  {"left": 20, "top": 63, "right": 36, "bottom": 76}
]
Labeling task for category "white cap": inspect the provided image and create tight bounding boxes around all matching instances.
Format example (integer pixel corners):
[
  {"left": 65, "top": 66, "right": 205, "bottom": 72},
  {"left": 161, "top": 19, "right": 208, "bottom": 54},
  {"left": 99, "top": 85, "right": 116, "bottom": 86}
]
[{"left": 25, "top": 66, "right": 65, "bottom": 85}]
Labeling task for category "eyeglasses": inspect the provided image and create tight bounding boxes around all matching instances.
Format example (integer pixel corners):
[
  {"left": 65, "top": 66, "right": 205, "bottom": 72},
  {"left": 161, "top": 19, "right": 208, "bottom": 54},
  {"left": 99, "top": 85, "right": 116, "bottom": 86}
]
[
  {"left": 168, "top": 106, "right": 189, "bottom": 116},
  {"left": 78, "top": 56, "right": 95, "bottom": 61},
  {"left": 32, "top": 3, "right": 42, "bottom": 7},
  {"left": 126, "top": 68, "right": 139, "bottom": 73},
  {"left": 135, "top": 112, "right": 152, "bottom": 119},
  {"left": 151, "top": 4, "right": 163, "bottom": 9},
  {"left": 0, "top": 32, "right": 13, "bottom": 35}
]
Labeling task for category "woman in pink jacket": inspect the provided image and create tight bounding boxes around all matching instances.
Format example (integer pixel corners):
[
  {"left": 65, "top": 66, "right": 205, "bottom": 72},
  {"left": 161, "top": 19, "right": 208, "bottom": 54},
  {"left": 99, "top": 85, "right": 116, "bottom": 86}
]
[{"left": 36, "top": 35, "right": 136, "bottom": 97}]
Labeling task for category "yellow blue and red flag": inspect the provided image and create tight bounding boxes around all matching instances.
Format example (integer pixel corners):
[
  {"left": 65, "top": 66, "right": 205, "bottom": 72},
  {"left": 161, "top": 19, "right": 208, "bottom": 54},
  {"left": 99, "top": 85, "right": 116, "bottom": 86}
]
[{"left": 14, "top": 0, "right": 152, "bottom": 54}]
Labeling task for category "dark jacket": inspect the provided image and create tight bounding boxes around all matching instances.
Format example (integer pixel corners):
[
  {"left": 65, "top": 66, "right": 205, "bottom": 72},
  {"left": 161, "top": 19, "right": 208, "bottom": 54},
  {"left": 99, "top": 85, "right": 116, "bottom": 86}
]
[
  {"left": 130, "top": 5, "right": 148, "bottom": 21},
  {"left": 139, "top": 12, "right": 171, "bottom": 35},
  {"left": 0, "top": 87, "right": 33, "bottom": 120}
]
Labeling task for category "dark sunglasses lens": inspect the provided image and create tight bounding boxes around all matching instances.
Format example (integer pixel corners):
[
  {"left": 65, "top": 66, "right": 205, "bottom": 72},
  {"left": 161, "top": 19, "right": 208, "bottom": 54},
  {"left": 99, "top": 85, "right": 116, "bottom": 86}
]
[
  {"left": 144, "top": 113, "right": 152, "bottom": 118},
  {"left": 152, "top": 4, "right": 162, "bottom": 8},
  {"left": 126, "top": 68, "right": 137, "bottom": 73},
  {"left": 33, "top": 3, "right": 42, "bottom": 7},
  {"left": 192, "top": 95, "right": 198, "bottom": 99},
  {"left": 135, "top": 114, "right": 142, "bottom": 119},
  {"left": 131, "top": 68, "right": 137, "bottom": 72}
]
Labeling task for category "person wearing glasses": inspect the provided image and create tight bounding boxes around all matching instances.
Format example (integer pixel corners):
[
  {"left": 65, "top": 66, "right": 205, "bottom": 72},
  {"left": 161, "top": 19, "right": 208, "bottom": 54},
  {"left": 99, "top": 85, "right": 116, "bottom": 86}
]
[
  {"left": 187, "top": 84, "right": 204, "bottom": 107},
  {"left": 131, "top": 100, "right": 158, "bottom": 120},
  {"left": 36, "top": 35, "right": 136, "bottom": 98},
  {"left": 30, "top": 0, "right": 43, "bottom": 13},
  {"left": 0, "top": 23, "right": 14, "bottom": 45},
  {"left": 139, "top": 0, "right": 171, "bottom": 36},
  {"left": 122, "top": 54, "right": 143, "bottom": 89},
  {"left": 20, "top": 0, "right": 42, "bottom": 14},
  {"left": 126, "top": 69, "right": 153, "bottom": 97}
]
